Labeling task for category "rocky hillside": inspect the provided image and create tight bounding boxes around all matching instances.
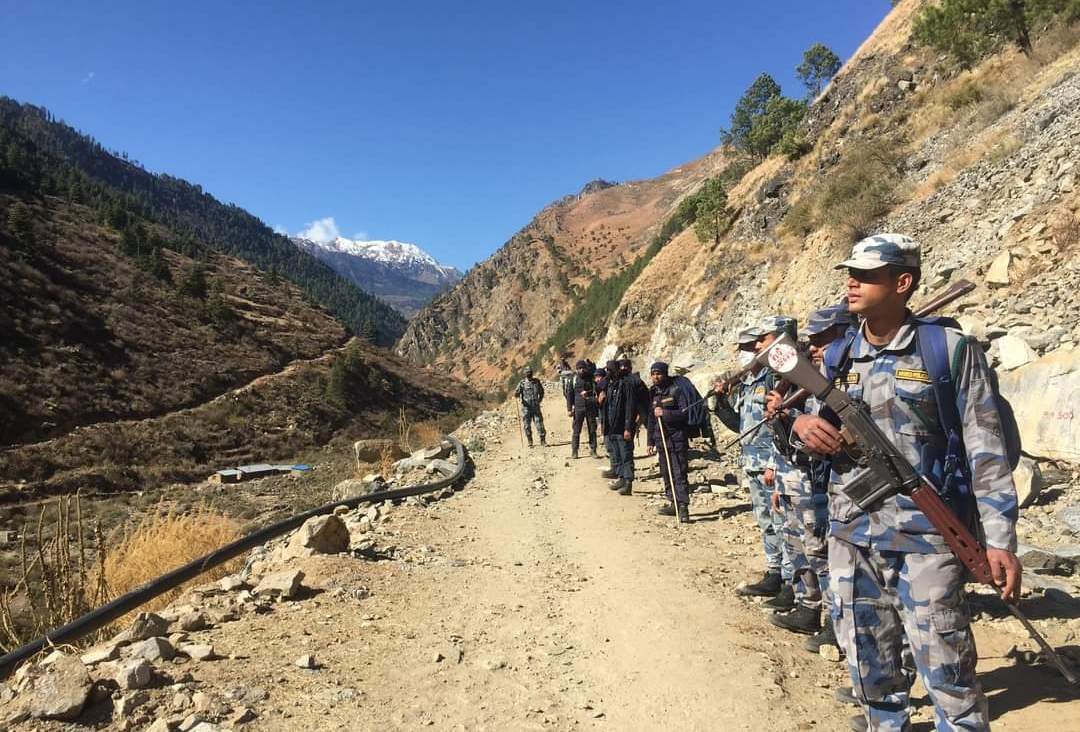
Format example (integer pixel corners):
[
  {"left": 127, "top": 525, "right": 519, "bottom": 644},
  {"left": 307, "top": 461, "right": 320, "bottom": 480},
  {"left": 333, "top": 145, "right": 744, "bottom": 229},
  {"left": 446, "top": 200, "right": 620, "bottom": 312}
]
[
  {"left": 396, "top": 158, "right": 732, "bottom": 388},
  {"left": 293, "top": 237, "right": 461, "bottom": 317}
]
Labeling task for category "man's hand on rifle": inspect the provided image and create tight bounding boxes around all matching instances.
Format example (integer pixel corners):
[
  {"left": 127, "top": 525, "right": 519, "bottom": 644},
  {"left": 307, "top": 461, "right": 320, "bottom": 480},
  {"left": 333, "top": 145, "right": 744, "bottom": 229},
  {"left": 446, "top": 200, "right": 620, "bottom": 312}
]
[
  {"left": 986, "top": 548, "right": 1022, "bottom": 603},
  {"left": 653, "top": 406, "right": 664, "bottom": 418},
  {"left": 713, "top": 380, "right": 729, "bottom": 397},
  {"left": 770, "top": 488, "right": 781, "bottom": 512},
  {"left": 793, "top": 414, "right": 844, "bottom": 454},
  {"left": 763, "top": 467, "right": 775, "bottom": 487},
  {"left": 623, "top": 430, "right": 632, "bottom": 442},
  {"left": 765, "top": 390, "right": 783, "bottom": 418}
]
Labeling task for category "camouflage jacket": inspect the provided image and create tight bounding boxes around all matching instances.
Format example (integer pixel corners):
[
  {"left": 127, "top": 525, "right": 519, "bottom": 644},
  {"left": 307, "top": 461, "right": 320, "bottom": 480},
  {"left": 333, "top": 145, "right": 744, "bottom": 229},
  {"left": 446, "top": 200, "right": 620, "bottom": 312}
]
[
  {"left": 715, "top": 368, "right": 778, "bottom": 472},
  {"left": 827, "top": 318, "right": 1018, "bottom": 553}
]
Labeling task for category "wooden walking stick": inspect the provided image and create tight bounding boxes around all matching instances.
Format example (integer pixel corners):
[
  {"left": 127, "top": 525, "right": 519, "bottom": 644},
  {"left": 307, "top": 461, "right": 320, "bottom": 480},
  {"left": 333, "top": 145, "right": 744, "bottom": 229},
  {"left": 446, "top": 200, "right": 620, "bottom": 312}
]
[
  {"left": 517, "top": 405, "right": 527, "bottom": 453},
  {"left": 656, "top": 416, "right": 681, "bottom": 528}
]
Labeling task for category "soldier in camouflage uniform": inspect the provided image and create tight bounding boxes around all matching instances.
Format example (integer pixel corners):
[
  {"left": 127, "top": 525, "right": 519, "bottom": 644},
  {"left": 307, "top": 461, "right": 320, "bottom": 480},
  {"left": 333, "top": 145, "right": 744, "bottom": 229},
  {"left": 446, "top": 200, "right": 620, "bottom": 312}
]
[
  {"left": 514, "top": 367, "right": 547, "bottom": 447},
  {"left": 714, "top": 318, "right": 796, "bottom": 599},
  {"left": 792, "top": 235, "right": 1021, "bottom": 732},
  {"left": 767, "top": 304, "right": 854, "bottom": 646}
]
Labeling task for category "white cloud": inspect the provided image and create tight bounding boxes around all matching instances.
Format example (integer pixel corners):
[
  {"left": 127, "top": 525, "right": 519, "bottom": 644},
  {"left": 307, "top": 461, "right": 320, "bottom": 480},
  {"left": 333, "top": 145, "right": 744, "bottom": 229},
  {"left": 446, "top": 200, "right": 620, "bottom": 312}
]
[
  {"left": 81, "top": 71, "right": 96, "bottom": 84},
  {"left": 351, "top": 231, "right": 370, "bottom": 241},
  {"left": 272, "top": 224, "right": 289, "bottom": 235},
  {"left": 297, "top": 216, "right": 340, "bottom": 243}
]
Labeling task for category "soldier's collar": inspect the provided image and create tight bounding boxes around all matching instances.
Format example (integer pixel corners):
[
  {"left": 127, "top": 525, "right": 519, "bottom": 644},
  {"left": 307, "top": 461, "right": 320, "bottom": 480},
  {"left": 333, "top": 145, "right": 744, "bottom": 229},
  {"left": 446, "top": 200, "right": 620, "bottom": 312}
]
[{"left": 850, "top": 314, "right": 916, "bottom": 358}]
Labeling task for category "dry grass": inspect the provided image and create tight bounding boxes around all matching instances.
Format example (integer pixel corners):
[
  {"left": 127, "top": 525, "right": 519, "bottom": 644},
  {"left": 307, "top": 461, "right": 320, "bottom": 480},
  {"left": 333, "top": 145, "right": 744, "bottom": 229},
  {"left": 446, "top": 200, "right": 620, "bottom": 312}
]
[
  {"left": 0, "top": 494, "right": 108, "bottom": 652},
  {"left": 910, "top": 131, "right": 1023, "bottom": 201},
  {"left": 95, "top": 503, "right": 242, "bottom": 629},
  {"left": 376, "top": 442, "right": 396, "bottom": 478}
]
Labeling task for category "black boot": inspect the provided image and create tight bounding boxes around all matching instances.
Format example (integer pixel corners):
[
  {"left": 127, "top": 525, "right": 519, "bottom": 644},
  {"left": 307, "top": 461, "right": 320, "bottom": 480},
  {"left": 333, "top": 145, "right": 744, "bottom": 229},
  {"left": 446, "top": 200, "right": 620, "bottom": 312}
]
[
  {"left": 677, "top": 504, "right": 690, "bottom": 523},
  {"left": 589, "top": 447, "right": 598, "bottom": 458},
  {"left": 540, "top": 437, "right": 547, "bottom": 447},
  {"left": 763, "top": 583, "right": 796, "bottom": 611},
  {"left": 617, "top": 481, "right": 633, "bottom": 496},
  {"left": 571, "top": 449, "right": 579, "bottom": 459},
  {"left": 601, "top": 469, "right": 618, "bottom": 479},
  {"left": 608, "top": 478, "right": 625, "bottom": 491},
  {"left": 804, "top": 616, "right": 841, "bottom": 654},
  {"left": 769, "top": 605, "right": 821, "bottom": 635},
  {"left": 657, "top": 502, "right": 677, "bottom": 516},
  {"left": 736, "top": 570, "right": 781, "bottom": 597}
]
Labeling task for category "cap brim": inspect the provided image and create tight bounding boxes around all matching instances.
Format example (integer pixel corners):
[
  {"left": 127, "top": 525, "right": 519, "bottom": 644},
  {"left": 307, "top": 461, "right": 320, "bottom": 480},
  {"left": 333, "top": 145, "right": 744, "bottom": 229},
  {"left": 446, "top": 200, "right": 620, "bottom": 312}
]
[{"left": 835, "top": 257, "right": 889, "bottom": 271}]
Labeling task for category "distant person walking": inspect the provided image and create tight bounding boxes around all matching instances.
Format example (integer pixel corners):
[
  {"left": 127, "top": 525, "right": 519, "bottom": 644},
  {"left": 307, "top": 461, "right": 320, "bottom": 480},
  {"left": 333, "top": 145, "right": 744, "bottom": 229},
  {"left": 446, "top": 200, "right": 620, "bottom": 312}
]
[{"left": 514, "top": 367, "right": 547, "bottom": 447}]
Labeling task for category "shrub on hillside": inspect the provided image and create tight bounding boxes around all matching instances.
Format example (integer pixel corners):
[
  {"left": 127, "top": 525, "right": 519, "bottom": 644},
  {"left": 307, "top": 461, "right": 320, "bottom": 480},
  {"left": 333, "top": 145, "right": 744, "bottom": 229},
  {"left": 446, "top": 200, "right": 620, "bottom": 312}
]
[
  {"left": 914, "top": 0, "right": 1080, "bottom": 68},
  {"left": 781, "top": 140, "right": 904, "bottom": 242}
]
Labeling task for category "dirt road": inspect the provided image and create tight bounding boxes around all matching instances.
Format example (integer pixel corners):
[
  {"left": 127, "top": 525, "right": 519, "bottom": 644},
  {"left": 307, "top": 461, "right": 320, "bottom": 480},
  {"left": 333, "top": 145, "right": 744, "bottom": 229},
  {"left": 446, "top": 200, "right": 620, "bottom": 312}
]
[{"left": 159, "top": 407, "right": 1077, "bottom": 731}]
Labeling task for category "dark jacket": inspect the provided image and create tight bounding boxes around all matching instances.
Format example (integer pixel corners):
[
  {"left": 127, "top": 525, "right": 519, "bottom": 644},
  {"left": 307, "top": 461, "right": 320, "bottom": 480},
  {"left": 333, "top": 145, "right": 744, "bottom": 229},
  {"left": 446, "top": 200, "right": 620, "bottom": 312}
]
[
  {"left": 603, "top": 374, "right": 637, "bottom": 436},
  {"left": 646, "top": 380, "right": 689, "bottom": 447},
  {"left": 566, "top": 373, "right": 598, "bottom": 414},
  {"left": 515, "top": 377, "right": 544, "bottom": 406}
]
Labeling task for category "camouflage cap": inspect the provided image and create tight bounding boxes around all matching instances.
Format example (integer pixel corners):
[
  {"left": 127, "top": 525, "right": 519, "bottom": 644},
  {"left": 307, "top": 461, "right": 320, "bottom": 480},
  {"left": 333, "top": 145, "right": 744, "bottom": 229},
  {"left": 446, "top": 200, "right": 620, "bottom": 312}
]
[
  {"left": 804, "top": 302, "right": 854, "bottom": 336},
  {"left": 737, "top": 327, "right": 760, "bottom": 345},
  {"left": 758, "top": 315, "right": 797, "bottom": 337},
  {"left": 836, "top": 233, "right": 920, "bottom": 271}
]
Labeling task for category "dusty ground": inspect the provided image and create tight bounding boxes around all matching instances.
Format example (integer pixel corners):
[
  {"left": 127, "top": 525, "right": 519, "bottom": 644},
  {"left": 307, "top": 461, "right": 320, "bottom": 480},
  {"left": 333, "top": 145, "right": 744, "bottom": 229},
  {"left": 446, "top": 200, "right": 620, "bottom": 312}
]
[{"left": 6, "top": 407, "right": 1080, "bottom": 731}]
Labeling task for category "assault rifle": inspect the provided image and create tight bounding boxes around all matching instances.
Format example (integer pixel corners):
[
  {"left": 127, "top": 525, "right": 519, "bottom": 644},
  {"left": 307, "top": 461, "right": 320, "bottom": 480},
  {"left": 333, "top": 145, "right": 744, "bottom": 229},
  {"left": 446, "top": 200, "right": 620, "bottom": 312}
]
[
  {"left": 722, "top": 279, "right": 976, "bottom": 450},
  {"left": 755, "top": 332, "right": 1079, "bottom": 685}
]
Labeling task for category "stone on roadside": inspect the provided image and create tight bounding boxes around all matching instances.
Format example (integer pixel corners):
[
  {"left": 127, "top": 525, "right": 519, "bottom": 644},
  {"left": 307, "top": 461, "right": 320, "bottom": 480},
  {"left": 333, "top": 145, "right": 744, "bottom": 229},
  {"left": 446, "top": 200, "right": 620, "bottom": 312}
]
[
  {"left": 129, "top": 612, "right": 170, "bottom": 641},
  {"left": 294, "top": 654, "right": 318, "bottom": 669},
  {"left": 136, "top": 637, "right": 176, "bottom": 663},
  {"left": 179, "top": 612, "right": 211, "bottom": 632},
  {"left": 182, "top": 644, "right": 216, "bottom": 661},
  {"left": 285, "top": 515, "right": 350, "bottom": 558},
  {"left": 146, "top": 719, "right": 175, "bottom": 732},
  {"left": 353, "top": 438, "right": 406, "bottom": 463},
  {"left": 997, "top": 347, "right": 1080, "bottom": 460},
  {"left": 253, "top": 569, "right": 305, "bottom": 600},
  {"left": 996, "top": 335, "right": 1036, "bottom": 370},
  {"left": 27, "top": 654, "right": 92, "bottom": 721},
  {"left": 115, "top": 659, "right": 153, "bottom": 690},
  {"left": 217, "top": 575, "right": 247, "bottom": 592},
  {"left": 986, "top": 251, "right": 1011, "bottom": 287},
  {"left": 819, "top": 644, "right": 843, "bottom": 662},
  {"left": 1012, "top": 457, "right": 1044, "bottom": 508},
  {"left": 115, "top": 690, "right": 150, "bottom": 719},
  {"left": 80, "top": 642, "right": 121, "bottom": 666},
  {"left": 230, "top": 706, "right": 257, "bottom": 724}
]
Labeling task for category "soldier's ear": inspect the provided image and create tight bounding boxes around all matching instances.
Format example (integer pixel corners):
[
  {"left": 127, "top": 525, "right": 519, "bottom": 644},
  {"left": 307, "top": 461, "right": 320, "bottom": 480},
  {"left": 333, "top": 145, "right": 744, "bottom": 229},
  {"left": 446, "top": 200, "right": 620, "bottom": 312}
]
[{"left": 895, "top": 270, "right": 914, "bottom": 297}]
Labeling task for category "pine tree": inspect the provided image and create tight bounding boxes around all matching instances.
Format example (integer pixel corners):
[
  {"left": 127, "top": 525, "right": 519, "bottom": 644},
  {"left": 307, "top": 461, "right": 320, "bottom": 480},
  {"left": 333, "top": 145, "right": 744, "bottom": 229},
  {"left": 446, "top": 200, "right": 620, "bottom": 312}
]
[
  {"left": 6, "top": 200, "right": 33, "bottom": 244},
  {"left": 796, "top": 43, "right": 842, "bottom": 98},
  {"left": 723, "top": 74, "right": 782, "bottom": 153}
]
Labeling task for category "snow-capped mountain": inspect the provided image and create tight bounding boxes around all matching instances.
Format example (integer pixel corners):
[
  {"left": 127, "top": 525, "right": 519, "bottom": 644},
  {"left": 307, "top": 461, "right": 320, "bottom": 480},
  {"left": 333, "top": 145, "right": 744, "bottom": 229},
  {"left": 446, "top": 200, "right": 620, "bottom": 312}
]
[{"left": 293, "top": 236, "right": 462, "bottom": 318}]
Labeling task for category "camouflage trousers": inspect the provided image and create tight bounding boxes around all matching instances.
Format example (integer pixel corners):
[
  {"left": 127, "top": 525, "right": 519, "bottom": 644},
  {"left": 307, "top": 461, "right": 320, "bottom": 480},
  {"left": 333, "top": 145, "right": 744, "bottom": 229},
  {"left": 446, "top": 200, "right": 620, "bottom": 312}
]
[
  {"left": 520, "top": 404, "right": 546, "bottom": 444},
  {"left": 778, "top": 492, "right": 829, "bottom": 611},
  {"left": 830, "top": 537, "right": 988, "bottom": 731},
  {"left": 746, "top": 470, "right": 792, "bottom": 581}
]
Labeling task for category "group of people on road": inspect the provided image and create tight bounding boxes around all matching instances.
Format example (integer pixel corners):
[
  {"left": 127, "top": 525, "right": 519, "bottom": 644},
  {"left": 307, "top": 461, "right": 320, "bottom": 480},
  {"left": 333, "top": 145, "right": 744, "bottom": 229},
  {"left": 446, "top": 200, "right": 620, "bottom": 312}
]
[{"left": 514, "top": 233, "right": 1025, "bottom": 731}]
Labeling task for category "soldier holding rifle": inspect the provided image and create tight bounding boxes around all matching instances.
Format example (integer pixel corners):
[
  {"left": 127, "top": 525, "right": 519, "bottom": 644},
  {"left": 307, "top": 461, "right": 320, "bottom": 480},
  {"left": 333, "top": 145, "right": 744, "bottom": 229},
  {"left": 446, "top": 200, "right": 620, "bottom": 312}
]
[{"left": 788, "top": 234, "right": 1021, "bottom": 732}]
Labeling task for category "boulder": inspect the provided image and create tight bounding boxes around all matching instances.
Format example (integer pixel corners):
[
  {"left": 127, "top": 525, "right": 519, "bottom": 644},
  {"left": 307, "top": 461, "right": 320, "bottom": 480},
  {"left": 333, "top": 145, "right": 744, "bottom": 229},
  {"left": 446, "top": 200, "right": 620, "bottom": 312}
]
[
  {"left": 254, "top": 569, "right": 305, "bottom": 600},
  {"left": 1017, "top": 545, "right": 1075, "bottom": 575},
  {"left": 1012, "top": 457, "right": 1044, "bottom": 509},
  {"left": 135, "top": 637, "right": 175, "bottom": 662},
  {"left": 997, "top": 348, "right": 1080, "bottom": 460},
  {"left": 996, "top": 335, "right": 1037, "bottom": 371},
  {"left": 182, "top": 644, "right": 216, "bottom": 661},
  {"left": 284, "top": 515, "right": 350, "bottom": 558},
  {"left": 115, "top": 659, "right": 153, "bottom": 690},
  {"left": 331, "top": 478, "right": 380, "bottom": 502},
  {"left": 353, "top": 439, "right": 406, "bottom": 464},
  {"left": 986, "top": 251, "right": 1011, "bottom": 286},
  {"left": 128, "top": 612, "right": 170, "bottom": 641},
  {"left": 27, "top": 654, "right": 92, "bottom": 721}
]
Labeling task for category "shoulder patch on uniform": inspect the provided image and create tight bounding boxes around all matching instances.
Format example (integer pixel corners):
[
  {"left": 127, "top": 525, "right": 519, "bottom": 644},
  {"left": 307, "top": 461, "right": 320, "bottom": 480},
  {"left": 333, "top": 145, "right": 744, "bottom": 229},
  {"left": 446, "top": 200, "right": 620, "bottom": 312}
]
[
  {"left": 753, "top": 386, "right": 767, "bottom": 396},
  {"left": 832, "top": 373, "right": 860, "bottom": 386},
  {"left": 896, "top": 368, "right": 931, "bottom": 384}
]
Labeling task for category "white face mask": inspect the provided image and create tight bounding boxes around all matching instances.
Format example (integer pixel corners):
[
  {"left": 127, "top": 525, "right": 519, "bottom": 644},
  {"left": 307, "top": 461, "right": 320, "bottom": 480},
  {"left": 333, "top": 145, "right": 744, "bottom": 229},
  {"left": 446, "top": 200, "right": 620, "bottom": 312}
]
[{"left": 738, "top": 350, "right": 755, "bottom": 367}]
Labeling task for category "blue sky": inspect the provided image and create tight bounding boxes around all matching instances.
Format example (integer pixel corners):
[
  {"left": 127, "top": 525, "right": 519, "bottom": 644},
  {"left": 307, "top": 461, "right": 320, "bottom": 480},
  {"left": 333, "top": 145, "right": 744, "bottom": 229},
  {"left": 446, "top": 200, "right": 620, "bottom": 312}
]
[{"left": 1, "top": 1, "right": 891, "bottom": 270}]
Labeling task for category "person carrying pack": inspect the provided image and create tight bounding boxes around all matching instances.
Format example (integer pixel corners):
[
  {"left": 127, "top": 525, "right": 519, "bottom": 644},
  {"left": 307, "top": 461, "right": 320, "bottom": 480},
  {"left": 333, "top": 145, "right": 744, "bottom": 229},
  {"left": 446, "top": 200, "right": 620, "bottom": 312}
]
[{"left": 792, "top": 234, "right": 1020, "bottom": 732}]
